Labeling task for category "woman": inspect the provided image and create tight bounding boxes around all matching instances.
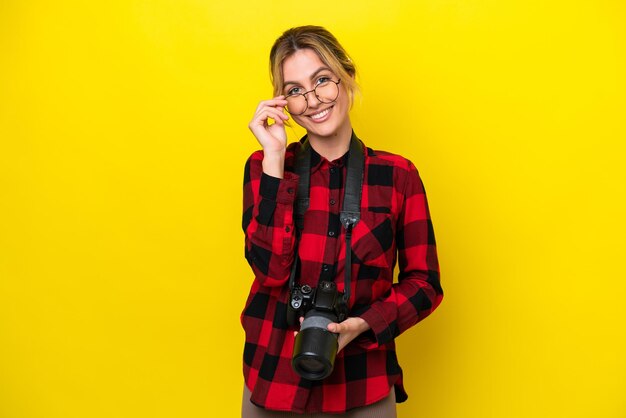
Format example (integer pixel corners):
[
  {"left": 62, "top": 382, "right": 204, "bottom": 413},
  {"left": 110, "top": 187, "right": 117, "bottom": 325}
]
[{"left": 241, "top": 26, "right": 443, "bottom": 417}]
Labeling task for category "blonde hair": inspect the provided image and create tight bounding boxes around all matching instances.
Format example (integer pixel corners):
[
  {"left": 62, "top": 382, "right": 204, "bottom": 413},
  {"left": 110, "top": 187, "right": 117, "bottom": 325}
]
[{"left": 269, "top": 26, "right": 359, "bottom": 106}]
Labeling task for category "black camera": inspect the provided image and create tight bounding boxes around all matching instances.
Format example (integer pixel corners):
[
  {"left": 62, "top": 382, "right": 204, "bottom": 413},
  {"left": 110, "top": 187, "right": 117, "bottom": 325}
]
[{"left": 287, "top": 280, "right": 348, "bottom": 380}]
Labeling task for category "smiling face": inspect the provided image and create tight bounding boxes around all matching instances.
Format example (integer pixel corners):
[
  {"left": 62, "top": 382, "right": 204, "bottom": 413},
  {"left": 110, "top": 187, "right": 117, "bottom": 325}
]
[{"left": 281, "top": 48, "right": 352, "bottom": 141}]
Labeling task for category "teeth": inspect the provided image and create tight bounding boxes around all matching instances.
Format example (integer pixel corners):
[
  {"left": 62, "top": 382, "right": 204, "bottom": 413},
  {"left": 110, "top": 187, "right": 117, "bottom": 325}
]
[{"left": 310, "top": 108, "right": 330, "bottom": 120}]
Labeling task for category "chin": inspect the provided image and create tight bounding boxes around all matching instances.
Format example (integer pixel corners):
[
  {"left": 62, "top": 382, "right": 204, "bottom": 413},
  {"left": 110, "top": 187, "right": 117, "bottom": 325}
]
[{"left": 306, "top": 124, "right": 340, "bottom": 138}]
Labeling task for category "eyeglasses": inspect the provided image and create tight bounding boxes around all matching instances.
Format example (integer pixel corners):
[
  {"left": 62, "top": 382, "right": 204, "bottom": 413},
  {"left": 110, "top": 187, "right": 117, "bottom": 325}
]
[{"left": 285, "top": 78, "right": 341, "bottom": 116}]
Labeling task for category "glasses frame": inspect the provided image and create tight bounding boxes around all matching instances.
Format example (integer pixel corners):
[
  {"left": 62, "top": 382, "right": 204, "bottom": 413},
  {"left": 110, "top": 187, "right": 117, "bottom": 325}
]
[{"left": 285, "top": 79, "right": 341, "bottom": 116}]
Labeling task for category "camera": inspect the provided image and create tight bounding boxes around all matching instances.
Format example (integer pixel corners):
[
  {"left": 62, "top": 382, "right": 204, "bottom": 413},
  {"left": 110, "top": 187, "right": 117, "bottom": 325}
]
[{"left": 287, "top": 280, "right": 348, "bottom": 380}]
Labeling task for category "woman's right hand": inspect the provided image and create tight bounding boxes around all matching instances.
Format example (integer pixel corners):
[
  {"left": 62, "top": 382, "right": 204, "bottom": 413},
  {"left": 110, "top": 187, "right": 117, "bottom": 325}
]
[{"left": 248, "top": 96, "right": 290, "bottom": 154}]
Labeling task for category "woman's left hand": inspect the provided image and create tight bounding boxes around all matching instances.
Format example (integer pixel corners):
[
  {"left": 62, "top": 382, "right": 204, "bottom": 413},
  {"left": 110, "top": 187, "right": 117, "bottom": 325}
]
[{"left": 327, "top": 317, "right": 371, "bottom": 353}]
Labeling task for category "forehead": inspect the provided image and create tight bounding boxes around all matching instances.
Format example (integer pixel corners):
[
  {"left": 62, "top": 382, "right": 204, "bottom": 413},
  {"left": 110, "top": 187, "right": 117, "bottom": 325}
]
[{"left": 282, "top": 49, "right": 329, "bottom": 83}]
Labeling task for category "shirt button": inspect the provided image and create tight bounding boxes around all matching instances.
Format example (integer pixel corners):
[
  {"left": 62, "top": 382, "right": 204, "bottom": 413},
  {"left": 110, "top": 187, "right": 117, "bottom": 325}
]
[
  {"left": 330, "top": 167, "right": 336, "bottom": 174},
  {"left": 287, "top": 188, "right": 294, "bottom": 194},
  {"left": 330, "top": 199, "right": 336, "bottom": 205},
  {"left": 285, "top": 226, "right": 291, "bottom": 232},
  {"left": 328, "top": 231, "right": 335, "bottom": 237},
  {"left": 322, "top": 264, "right": 330, "bottom": 272}
]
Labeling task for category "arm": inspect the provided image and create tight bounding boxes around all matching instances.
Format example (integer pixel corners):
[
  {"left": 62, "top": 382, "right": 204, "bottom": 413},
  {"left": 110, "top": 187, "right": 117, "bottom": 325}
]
[
  {"left": 242, "top": 151, "right": 299, "bottom": 287},
  {"left": 358, "top": 161, "right": 444, "bottom": 346}
]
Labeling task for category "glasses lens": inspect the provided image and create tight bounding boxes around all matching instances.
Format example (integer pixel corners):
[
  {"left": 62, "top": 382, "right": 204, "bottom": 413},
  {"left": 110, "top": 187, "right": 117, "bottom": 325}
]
[
  {"left": 286, "top": 95, "right": 307, "bottom": 115},
  {"left": 315, "top": 81, "right": 339, "bottom": 104}
]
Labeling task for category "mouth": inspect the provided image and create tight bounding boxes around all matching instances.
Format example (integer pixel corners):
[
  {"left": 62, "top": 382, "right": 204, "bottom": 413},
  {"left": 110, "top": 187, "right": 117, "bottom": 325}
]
[{"left": 307, "top": 106, "right": 333, "bottom": 122}]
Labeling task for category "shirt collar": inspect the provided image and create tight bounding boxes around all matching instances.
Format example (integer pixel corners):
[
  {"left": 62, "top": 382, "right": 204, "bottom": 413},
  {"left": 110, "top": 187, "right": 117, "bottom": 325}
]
[{"left": 309, "top": 146, "right": 349, "bottom": 172}]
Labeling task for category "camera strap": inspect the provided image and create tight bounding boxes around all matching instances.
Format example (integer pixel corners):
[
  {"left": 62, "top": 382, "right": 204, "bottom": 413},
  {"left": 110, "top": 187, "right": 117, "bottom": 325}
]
[{"left": 288, "top": 131, "right": 365, "bottom": 305}]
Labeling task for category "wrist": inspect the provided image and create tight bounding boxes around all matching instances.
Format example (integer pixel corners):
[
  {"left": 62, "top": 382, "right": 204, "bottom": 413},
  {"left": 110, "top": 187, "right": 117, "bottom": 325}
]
[
  {"left": 354, "top": 317, "right": 371, "bottom": 333},
  {"left": 262, "top": 151, "right": 285, "bottom": 178}
]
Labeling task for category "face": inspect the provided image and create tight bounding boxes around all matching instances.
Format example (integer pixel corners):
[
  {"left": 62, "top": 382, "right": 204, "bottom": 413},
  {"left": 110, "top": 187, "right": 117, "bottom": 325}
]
[{"left": 281, "top": 48, "right": 351, "bottom": 140}]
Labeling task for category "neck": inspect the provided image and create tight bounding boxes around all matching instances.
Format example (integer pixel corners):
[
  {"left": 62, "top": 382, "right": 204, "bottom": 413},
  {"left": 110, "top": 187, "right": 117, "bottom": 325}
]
[{"left": 306, "top": 121, "right": 353, "bottom": 161}]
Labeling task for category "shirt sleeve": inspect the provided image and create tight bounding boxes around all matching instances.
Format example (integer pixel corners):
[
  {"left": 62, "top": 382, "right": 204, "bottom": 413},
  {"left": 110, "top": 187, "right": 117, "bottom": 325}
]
[
  {"left": 358, "top": 161, "right": 443, "bottom": 346},
  {"left": 242, "top": 151, "right": 299, "bottom": 287}
]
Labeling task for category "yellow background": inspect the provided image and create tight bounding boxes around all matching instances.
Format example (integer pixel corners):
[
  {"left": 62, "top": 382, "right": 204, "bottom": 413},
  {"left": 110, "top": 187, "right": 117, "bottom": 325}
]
[{"left": 1, "top": 1, "right": 625, "bottom": 417}]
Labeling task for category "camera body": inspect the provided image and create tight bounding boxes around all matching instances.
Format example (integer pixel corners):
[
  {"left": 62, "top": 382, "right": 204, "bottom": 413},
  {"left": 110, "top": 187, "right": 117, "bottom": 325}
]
[{"left": 287, "top": 280, "right": 348, "bottom": 380}]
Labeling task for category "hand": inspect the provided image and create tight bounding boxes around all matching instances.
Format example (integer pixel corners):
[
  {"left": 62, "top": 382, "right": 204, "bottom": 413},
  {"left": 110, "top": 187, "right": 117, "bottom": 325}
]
[
  {"left": 293, "top": 317, "right": 371, "bottom": 354},
  {"left": 248, "top": 96, "right": 289, "bottom": 154},
  {"left": 327, "top": 317, "right": 371, "bottom": 353},
  {"left": 293, "top": 316, "right": 304, "bottom": 337}
]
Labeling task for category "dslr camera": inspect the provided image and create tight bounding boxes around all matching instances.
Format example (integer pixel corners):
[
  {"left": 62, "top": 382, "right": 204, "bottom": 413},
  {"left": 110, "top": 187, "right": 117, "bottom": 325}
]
[{"left": 287, "top": 280, "right": 349, "bottom": 380}]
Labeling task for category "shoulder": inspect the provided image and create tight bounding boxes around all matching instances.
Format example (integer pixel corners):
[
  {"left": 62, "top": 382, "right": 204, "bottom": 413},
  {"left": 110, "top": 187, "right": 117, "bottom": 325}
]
[
  {"left": 364, "top": 146, "right": 420, "bottom": 180},
  {"left": 362, "top": 145, "right": 426, "bottom": 201}
]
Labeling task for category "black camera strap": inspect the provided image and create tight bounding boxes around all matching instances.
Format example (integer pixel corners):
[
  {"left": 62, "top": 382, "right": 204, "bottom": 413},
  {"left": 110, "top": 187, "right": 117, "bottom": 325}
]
[{"left": 288, "top": 132, "right": 364, "bottom": 305}]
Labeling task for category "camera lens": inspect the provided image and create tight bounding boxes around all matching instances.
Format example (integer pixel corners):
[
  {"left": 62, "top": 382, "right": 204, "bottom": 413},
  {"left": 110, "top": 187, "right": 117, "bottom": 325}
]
[
  {"left": 292, "top": 310, "right": 338, "bottom": 380},
  {"left": 297, "top": 357, "right": 326, "bottom": 375}
]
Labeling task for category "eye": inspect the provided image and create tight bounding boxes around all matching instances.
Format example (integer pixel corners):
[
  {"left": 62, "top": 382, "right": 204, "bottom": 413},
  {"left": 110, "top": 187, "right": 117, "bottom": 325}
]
[
  {"left": 287, "top": 87, "right": 302, "bottom": 95},
  {"left": 316, "top": 76, "right": 332, "bottom": 86}
]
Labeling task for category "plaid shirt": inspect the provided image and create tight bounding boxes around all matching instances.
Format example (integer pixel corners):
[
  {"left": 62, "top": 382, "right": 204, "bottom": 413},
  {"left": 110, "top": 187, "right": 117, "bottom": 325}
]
[{"left": 241, "top": 133, "right": 443, "bottom": 414}]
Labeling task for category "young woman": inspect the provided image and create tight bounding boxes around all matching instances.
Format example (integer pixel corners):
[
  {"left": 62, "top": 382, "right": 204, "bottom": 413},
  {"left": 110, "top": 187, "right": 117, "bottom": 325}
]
[{"left": 241, "top": 26, "right": 443, "bottom": 417}]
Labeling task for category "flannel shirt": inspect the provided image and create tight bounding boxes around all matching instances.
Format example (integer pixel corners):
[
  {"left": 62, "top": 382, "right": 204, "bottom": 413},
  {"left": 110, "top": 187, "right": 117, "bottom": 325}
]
[{"left": 241, "top": 132, "right": 443, "bottom": 414}]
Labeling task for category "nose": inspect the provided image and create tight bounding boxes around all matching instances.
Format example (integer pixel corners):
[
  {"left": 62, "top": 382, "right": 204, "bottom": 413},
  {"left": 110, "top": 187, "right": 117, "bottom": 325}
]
[{"left": 304, "top": 90, "right": 323, "bottom": 110}]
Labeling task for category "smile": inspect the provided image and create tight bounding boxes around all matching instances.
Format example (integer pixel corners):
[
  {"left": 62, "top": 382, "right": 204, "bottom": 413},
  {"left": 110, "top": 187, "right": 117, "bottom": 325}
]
[{"left": 309, "top": 106, "right": 333, "bottom": 121}]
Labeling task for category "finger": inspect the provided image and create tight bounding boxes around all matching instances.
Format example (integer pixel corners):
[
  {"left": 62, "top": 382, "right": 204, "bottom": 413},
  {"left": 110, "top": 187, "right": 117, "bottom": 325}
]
[
  {"left": 327, "top": 322, "right": 342, "bottom": 333},
  {"left": 273, "top": 95, "right": 287, "bottom": 105},
  {"left": 255, "top": 97, "right": 288, "bottom": 113},
  {"left": 253, "top": 107, "right": 289, "bottom": 124},
  {"left": 255, "top": 97, "right": 287, "bottom": 111},
  {"left": 252, "top": 107, "right": 284, "bottom": 122},
  {"left": 268, "top": 116, "right": 284, "bottom": 127},
  {"left": 267, "top": 107, "right": 289, "bottom": 120},
  {"left": 249, "top": 112, "right": 285, "bottom": 133},
  {"left": 337, "top": 336, "right": 347, "bottom": 353},
  {"left": 273, "top": 113, "right": 288, "bottom": 125},
  {"left": 293, "top": 317, "right": 304, "bottom": 338}
]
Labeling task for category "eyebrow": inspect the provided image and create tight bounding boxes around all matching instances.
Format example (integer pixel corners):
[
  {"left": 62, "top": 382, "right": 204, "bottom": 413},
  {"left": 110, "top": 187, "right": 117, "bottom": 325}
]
[{"left": 283, "top": 67, "right": 333, "bottom": 88}]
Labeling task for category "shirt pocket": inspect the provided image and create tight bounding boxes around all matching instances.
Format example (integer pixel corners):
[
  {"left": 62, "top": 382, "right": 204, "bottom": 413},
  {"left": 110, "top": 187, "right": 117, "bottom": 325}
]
[{"left": 351, "top": 210, "right": 395, "bottom": 269}]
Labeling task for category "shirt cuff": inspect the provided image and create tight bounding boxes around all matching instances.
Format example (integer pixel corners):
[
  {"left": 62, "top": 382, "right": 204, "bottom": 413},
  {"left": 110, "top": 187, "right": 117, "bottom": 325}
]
[
  {"left": 358, "top": 304, "right": 394, "bottom": 347},
  {"left": 259, "top": 172, "right": 299, "bottom": 204}
]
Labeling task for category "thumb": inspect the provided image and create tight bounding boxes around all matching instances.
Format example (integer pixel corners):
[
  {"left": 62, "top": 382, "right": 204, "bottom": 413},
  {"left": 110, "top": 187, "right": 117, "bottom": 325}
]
[{"left": 327, "top": 322, "right": 342, "bottom": 333}]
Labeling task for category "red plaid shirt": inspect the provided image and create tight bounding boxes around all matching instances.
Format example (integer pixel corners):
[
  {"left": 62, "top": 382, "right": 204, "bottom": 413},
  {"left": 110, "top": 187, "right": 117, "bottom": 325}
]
[{"left": 241, "top": 133, "right": 443, "bottom": 414}]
